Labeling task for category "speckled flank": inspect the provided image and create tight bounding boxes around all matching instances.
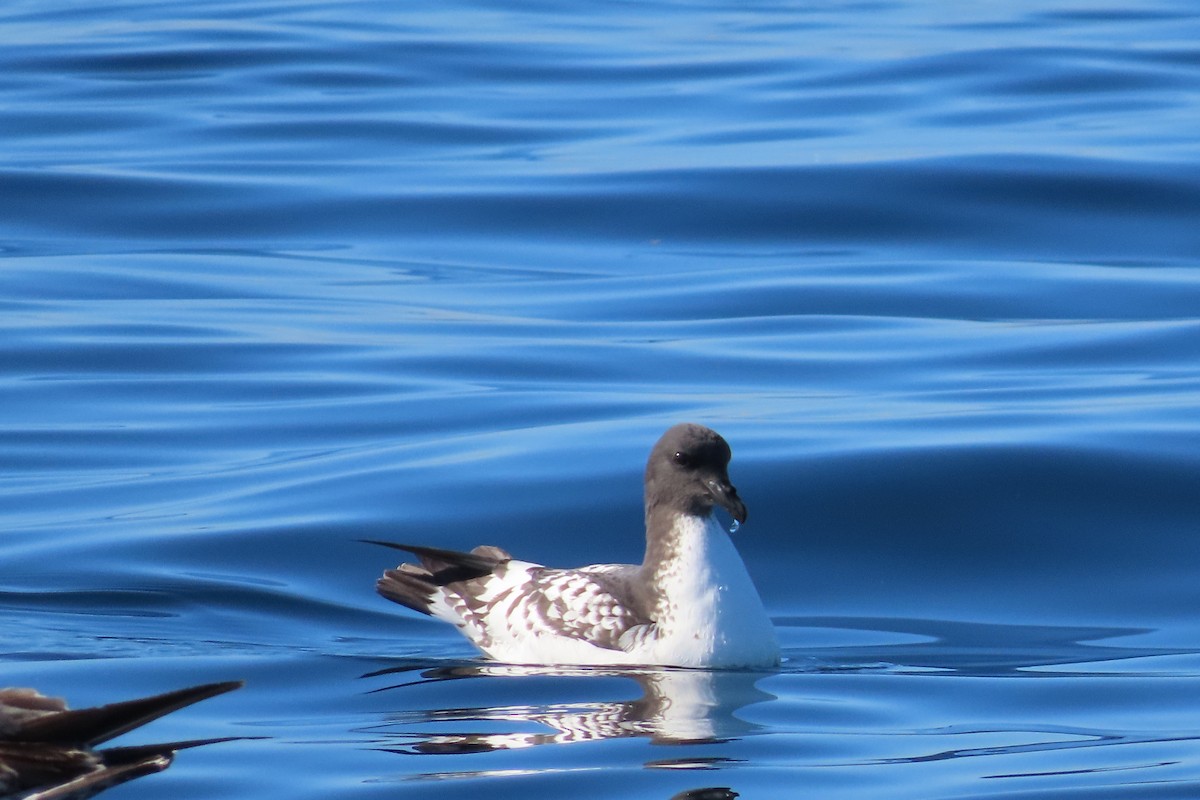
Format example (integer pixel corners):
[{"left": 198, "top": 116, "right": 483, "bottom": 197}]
[{"left": 436, "top": 560, "right": 652, "bottom": 657}]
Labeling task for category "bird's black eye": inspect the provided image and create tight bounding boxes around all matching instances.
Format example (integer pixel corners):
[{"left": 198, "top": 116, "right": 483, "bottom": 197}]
[{"left": 673, "top": 451, "right": 693, "bottom": 468}]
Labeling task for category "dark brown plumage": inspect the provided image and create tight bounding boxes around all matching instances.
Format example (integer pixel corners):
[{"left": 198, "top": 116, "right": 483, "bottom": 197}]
[
  {"left": 363, "top": 541, "right": 512, "bottom": 616},
  {"left": 0, "top": 681, "right": 243, "bottom": 800}
]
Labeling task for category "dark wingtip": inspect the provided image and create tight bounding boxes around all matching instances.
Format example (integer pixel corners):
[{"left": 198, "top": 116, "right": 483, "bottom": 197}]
[
  {"left": 17, "top": 681, "right": 244, "bottom": 747},
  {"left": 101, "top": 735, "right": 260, "bottom": 763},
  {"left": 363, "top": 540, "right": 508, "bottom": 579},
  {"left": 359, "top": 538, "right": 411, "bottom": 551}
]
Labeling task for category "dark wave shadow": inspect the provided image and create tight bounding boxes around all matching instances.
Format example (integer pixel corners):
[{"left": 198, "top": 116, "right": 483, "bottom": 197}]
[
  {"left": 780, "top": 616, "right": 1192, "bottom": 676},
  {"left": 669, "top": 789, "right": 738, "bottom": 800}
]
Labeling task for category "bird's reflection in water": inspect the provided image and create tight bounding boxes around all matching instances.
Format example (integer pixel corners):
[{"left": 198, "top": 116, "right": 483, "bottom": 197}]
[{"left": 364, "top": 663, "right": 774, "bottom": 757}]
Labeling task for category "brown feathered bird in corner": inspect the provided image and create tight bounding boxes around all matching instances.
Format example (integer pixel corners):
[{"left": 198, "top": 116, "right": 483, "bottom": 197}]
[{"left": 0, "top": 681, "right": 242, "bottom": 800}]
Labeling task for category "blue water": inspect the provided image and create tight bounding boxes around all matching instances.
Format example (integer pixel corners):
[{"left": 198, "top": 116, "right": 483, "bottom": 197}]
[{"left": 3, "top": 0, "right": 1200, "bottom": 797}]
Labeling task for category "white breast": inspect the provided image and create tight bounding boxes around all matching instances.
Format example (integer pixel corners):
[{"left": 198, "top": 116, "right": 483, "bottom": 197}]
[{"left": 640, "top": 515, "right": 780, "bottom": 668}]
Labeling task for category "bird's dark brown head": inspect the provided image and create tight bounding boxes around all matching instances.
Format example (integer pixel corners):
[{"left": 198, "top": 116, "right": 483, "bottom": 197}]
[{"left": 644, "top": 423, "right": 747, "bottom": 525}]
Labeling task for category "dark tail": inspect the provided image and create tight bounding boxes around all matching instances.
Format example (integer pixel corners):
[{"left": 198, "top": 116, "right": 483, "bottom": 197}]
[{"left": 362, "top": 540, "right": 510, "bottom": 615}]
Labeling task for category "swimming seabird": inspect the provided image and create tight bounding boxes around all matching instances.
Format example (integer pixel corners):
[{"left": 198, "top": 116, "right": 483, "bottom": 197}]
[{"left": 367, "top": 423, "right": 780, "bottom": 668}]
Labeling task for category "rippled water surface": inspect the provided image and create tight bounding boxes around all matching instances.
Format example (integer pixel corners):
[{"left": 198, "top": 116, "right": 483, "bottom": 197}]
[{"left": 4, "top": 1, "right": 1200, "bottom": 798}]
